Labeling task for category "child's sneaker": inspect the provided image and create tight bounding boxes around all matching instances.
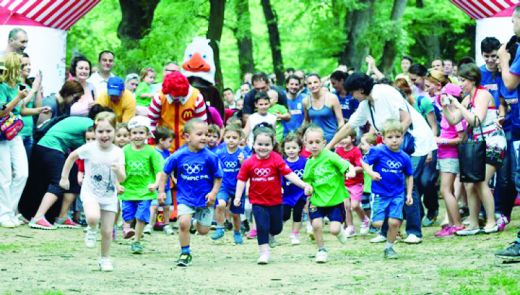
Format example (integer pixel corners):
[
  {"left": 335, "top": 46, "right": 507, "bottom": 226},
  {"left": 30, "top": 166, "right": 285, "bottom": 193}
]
[
  {"left": 403, "top": 234, "right": 422, "bottom": 244},
  {"left": 247, "top": 229, "right": 257, "bottom": 239},
  {"left": 54, "top": 217, "right": 80, "bottom": 229},
  {"left": 336, "top": 229, "right": 348, "bottom": 244},
  {"left": 384, "top": 247, "right": 398, "bottom": 259},
  {"left": 177, "top": 253, "right": 192, "bottom": 267},
  {"left": 496, "top": 214, "right": 509, "bottom": 232},
  {"left": 268, "top": 235, "right": 278, "bottom": 248},
  {"left": 163, "top": 224, "right": 174, "bottom": 235},
  {"left": 122, "top": 227, "right": 135, "bottom": 239},
  {"left": 359, "top": 218, "right": 370, "bottom": 235},
  {"left": 345, "top": 226, "right": 356, "bottom": 238},
  {"left": 290, "top": 233, "right": 300, "bottom": 245},
  {"left": 315, "top": 249, "right": 328, "bottom": 263},
  {"left": 257, "top": 252, "right": 269, "bottom": 265},
  {"left": 29, "top": 216, "right": 56, "bottom": 230},
  {"left": 85, "top": 227, "right": 97, "bottom": 248},
  {"left": 495, "top": 241, "right": 520, "bottom": 260},
  {"left": 435, "top": 226, "right": 453, "bottom": 238},
  {"left": 306, "top": 223, "right": 315, "bottom": 240},
  {"left": 234, "top": 232, "right": 243, "bottom": 245},
  {"left": 370, "top": 234, "right": 387, "bottom": 243},
  {"left": 98, "top": 257, "right": 113, "bottom": 272},
  {"left": 211, "top": 227, "right": 225, "bottom": 240},
  {"left": 143, "top": 224, "right": 153, "bottom": 234},
  {"left": 131, "top": 241, "right": 144, "bottom": 254}
]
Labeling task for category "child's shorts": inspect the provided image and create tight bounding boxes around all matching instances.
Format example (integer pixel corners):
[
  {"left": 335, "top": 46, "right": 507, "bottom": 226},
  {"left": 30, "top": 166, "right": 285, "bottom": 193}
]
[
  {"left": 347, "top": 183, "right": 364, "bottom": 202},
  {"left": 370, "top": 193, "right": 404, "bottom": 222},
  {"left": 80, "top": 193, "right": 118, "bottom": 213},
  {"left": 308, "top": 202, "right": 345, "bottom": 223},
  {"left": 151, "top": 191, "right": 172, "bottom": 206},
  {"left": 177, "top": 204, "right": 214, "bottom": 227},
  {"left": 122, "top": 200, "right": 152, "bottom": 223},
  {"left": 437, "top": 158, "right": 459, "bottom": 174},
  {"left": 216, "top": 187, "right": 245, "bottom": 214}
]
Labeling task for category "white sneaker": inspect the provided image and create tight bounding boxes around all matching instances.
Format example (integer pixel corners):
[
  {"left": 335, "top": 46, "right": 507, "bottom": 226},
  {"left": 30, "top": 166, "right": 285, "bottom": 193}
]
[
  {"left": 359, "top": 219, "right": 370, "bottom": 235},
  {"left": 315, "top": 249, "right": 328, "bottom": 263},
  {"left": 10, "top": 216, "right": 22, "bottom": 227},
  {"left": 370, "top": 234, "right": 387, "bottom": 243},
  {"left": 0, "top": 218, "right": 16, "bottom": 228},
  {"left": 257, "top": 252, "right": 269, "bottom": 264},
  {"left": 290, "top": 234, "right": 300, "bottom": 245},
  {"left": 306, "top": 223, "right": 315, "bottom": 241},
  {"left": 163, "top": 224, "right": 174, "bottom": 235},
  {"left": 143, "top": 224, "right": 153, "bottom": 234},
  {"left": 336, "top": 229, "right": 348, "bottom": 244},
  {"left": 345, "top": 226, "right": 356, "bottom": 238},
  {"left": 85, "top": 227, "right": 97, "bottom": 248},
  {"left": 403, "top": 234, "right": 422, "bottom": 244},
  {"left": 98, "top": 257, "right": 114, "bottom": 272}
]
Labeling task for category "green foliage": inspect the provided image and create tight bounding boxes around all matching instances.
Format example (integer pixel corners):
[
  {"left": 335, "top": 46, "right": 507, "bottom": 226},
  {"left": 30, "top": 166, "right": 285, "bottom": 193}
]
[{"left": 67, "top": 0, "right": 475, "bottom": 89}]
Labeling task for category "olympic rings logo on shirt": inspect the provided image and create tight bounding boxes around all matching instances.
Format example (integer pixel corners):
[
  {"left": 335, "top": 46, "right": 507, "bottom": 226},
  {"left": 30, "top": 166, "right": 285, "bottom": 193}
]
[
  {"left": 224, "top": 161, "right": 237, "bottom": 168},
  {"left": 294, "top": 169, "right": 304, "bottom": 178},
  {"left": 386, "top": 160, "right": 402, "bottom": 169},
  {"left": 254, "top": 168, "right": 271, "bottom": 177},
  {"left": 183, "top": 163, "right": 203, "bottom": 174}
]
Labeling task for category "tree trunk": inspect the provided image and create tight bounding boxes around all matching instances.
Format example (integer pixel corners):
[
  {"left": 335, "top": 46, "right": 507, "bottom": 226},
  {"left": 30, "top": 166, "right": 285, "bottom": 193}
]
[
  {"left": 117, "top": 0, "right": 160, "bottom": 49},
  {"left": 339, "top": 0, "right": 375, "bottom": 70},
  {"left": 379, "top": 0, "right": 408, "bottom": 74},
  {"left": 416, "top": 0, "right": 440, "bottom": 61},
  {"left": 207, "top": 0, "right": 226, "bottom": 91},
  {"left": 233, "top": 0, "right": 255, "bottom": 80},
  {"left": 261, "top": 0, "right": 284, "bottom": 85}
]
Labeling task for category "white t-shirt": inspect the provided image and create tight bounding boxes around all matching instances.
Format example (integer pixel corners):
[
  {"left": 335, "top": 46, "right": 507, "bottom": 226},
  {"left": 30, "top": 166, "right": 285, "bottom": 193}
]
[
  {"left": 348, "top": 84, "right": 437, "bottom": 157},
  {"left": 87, "top": 72, "right": 115, "bottom": 97},
  {"left": 77, "top": 142, "right": 125, "bottom": 204},
  {"left": 247, "top": 112, "right": 277, "bottom": 147}
]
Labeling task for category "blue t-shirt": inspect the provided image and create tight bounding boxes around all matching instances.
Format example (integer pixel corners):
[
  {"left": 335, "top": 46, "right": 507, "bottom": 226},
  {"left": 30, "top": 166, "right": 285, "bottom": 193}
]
[
  {"left": 163, "top": 147, "right": 223, "bottom": 208},
  {"left": 480, "top": 64, "right": 502, "bottom": 107},
  {"left": 156, "top": 147, "right": 171, "bottom": 192},
  {"left": 208, "top": 145, "right": 220, "bottom": 154},
  {"left": 283, "top": 94, "right": 305, "bottom": 133},
  {"left": 336, "top": 92, "right": 359, "bottom": 120},
  {"left": 216, "top": 146, "right": 246, "bottom": 191},
  {"left": 508, "top": 48, "right": 520, "bottom": 138},
  {"left": 282, "top": 156, "right": 307, "bottom": 207},
  {"left": 363, "top": 145, "right": 413, "bottom": 196}
]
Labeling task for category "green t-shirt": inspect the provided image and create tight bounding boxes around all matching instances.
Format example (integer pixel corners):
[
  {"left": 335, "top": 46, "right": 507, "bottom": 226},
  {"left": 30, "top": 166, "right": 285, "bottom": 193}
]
[
  {"left": 119, "top": 144, "right": 164, "bottom": 201},
  {"left": 37, "top": 117, "right": 93, "bottom": 153},
  {"left": 135, "top": 83, "right": 152, "bottom": 107},
  {"left": 268, "top": 103, "right": 288, "bottom": 143},
  {"left": 303, "top": 149, "right": 350, "bottom": 207},
  {"left": 0, "top": 82, "right": 22, "bottom": 115},
  {"left": 413, "top": 95, "right": 434, "bottom": 123},
  {"left": 363, "top": 171, "right": 372, "bottom": 194}
]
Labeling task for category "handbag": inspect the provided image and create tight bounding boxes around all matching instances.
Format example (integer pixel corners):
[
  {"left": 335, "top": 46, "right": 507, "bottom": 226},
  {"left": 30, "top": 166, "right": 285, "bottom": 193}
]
[
  {"left": 458, "top": 116, "right": 486, "bottom": 183},
  {"left": 0, "top": 112, "right": 24, "bottom": 141}
]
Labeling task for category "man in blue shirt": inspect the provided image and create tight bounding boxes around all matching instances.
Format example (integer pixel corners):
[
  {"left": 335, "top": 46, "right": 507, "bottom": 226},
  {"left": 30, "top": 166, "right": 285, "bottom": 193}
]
[
  {"left": 330, "top": 70, "right": 359, "bottom": 121},
  {"left": 283, "top": 75, "right": 305, "bottom": 133}
]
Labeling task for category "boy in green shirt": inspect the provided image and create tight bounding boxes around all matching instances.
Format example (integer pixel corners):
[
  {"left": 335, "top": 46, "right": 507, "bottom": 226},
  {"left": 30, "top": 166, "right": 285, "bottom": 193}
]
[
  {"left": 267, "top": 89, "right": 290, "bottom": 143},
  {"left": 303, "top": 125, "right": 355, "bottom": 263},
  {"left": 120, "top": 116, "right": 163, "bottom": 254}
]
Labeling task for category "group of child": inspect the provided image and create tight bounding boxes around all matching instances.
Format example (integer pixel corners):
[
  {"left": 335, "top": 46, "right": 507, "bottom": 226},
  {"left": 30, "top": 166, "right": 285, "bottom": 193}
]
[{"left": 54, "top": 86, "right": 416, "bottom": 271}]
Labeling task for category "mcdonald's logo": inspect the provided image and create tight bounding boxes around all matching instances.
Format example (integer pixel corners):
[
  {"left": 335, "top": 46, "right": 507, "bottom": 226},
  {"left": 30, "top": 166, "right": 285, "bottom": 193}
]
[{"left": 182, "top": 109, "right": 195, "bottom": 121}]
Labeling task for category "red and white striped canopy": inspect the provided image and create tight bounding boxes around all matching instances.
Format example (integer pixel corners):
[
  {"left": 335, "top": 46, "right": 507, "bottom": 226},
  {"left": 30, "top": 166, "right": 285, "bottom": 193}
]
[
  {"left": 0, "top": 0, "right": 100, "bottom": 31},
  {"left": 451, "top": 0, "right": 519, "bottom": 19}
]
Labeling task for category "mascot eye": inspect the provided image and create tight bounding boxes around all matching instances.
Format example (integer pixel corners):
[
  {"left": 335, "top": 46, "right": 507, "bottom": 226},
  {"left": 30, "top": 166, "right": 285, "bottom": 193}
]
[{"left": 202, "top": 54, "right": 207, "bottom": 59}]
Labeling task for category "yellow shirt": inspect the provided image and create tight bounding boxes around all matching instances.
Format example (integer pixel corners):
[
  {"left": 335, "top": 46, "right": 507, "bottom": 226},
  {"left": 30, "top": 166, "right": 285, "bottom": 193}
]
[{"left": 96, "top": 90, "right": 136, "bottom": 123}]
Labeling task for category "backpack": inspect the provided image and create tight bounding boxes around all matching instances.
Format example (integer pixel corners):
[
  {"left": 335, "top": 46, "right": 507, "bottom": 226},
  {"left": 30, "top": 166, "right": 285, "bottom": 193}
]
[{"left": 33, "top": 113, "right": 69, "bottom": 143}]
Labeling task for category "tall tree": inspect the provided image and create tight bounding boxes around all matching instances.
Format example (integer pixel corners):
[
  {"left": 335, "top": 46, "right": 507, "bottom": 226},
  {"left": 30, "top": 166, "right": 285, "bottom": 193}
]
[
  {"left": 233, "top": 0, "right": 255, "bottom": 80},
  {"left": 261, "top": 0, "right": 284, "bottom": 85},
  {"left": 340, "top": 0, "right": 375, "bottom": 70},
  {"left": 117, "top": 0, "right": 160, "bottom": 49},
  {"left": 379, "top": 0, "right": 408, "bottom": 74},
  {"left": 415, "top": 0, "right": 440, "bottom": 60},
  {"left": 207, "top": 0, "right": 227, "bottom": 90}
]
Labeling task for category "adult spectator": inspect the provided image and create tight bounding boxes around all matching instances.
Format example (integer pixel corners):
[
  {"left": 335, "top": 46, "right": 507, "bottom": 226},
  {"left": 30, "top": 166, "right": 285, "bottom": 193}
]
[
  {"left": 223, "top": 87, "right": 236, "bottom": 108},
  {"left": 442, "top": 64, "right": 505, "bottom": 236},
  {"left": 396, "top": 55, "right": 413, "bottom": 84},
  {"left": 36, "top": 80, "right": 84, "bottom": 127},
  {"left": 95, "top": 76, "right": 136, "bottom": 123},
  {"left": 431, "top": 59, "right": 443, "bottom": 71},
  {"left": 0, "top": 53, "right": 29, "bottom": 228},
  {"left": 69, "top": 55, "right": 96, "bottom": 117},
  {"left": 409, "top": 64, "right": 430, "bottom": 98},
  {"left": 330, "top": 70, "right": 359, "bottom": 121},
  {"left": 242, "top": 72, "right": 288, "bottom": 123},
  {"left": 4, "top": 27, "right": 28, "bottom": 55},
  {"left": 303, "top": 73, "right": 344, "bottom": 143},
  {"left": 327, "top": 73, "right": 438, "bottom": 244},
  {"left": 283, "top": 75, "right": 305, "bottom": 133},
  {"left": 88, "top": 50, "right": 115, "bottom": 95},
  {"left": 125, "top": 73, "right": 139, "bottom": 94},
  {"left": 148, "top": 71, "right": 207, "bottom": 151},
  {"left": 496, "top": 4, "right": 520, "bottom": 259}
]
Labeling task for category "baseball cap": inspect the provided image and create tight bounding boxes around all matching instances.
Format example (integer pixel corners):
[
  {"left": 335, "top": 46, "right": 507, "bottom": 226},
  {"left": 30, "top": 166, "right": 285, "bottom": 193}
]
[
  {"left": 441, "top": 83, "right": 462, "bottom": 98},
  {"left": 107, "top": 76, "right": 125, "bottom": 96},
  {"left": 127, "top": 115, "right": 152, "bottom": 132}
]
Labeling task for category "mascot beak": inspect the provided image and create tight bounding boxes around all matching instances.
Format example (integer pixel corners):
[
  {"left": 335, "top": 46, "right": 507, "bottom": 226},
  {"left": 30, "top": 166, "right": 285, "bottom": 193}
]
[{"left": 182, "top": 52, "right": 210, "bottom": 73}]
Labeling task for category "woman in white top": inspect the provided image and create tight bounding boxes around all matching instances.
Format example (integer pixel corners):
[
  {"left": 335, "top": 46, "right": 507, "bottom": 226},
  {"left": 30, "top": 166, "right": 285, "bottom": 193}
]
[{"left": 69, "top": 56, "right": 96, "bottom": 117}]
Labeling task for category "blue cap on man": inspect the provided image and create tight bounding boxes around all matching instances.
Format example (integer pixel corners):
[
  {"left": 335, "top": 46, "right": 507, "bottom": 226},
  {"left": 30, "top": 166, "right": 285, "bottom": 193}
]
[{"left": 107, "top": 76, "right": 125, "bottom": 96}]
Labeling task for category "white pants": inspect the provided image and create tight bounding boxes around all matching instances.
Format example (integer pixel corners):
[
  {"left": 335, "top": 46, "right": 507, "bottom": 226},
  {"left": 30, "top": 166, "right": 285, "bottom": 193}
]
[{"left": 0, "top": 136, "right": 28, "bottom": 222}]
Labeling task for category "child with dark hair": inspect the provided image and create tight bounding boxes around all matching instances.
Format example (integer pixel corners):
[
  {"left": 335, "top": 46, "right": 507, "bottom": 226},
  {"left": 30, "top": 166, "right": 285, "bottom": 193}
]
[{"left": 243, "top": 91, "right": 277, "bottom": 147}]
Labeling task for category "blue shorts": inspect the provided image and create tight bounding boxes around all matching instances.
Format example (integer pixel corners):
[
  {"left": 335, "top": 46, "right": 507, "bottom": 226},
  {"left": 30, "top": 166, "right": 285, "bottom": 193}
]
[
  {"left": 216, "top": 187, "right": 245, "bottom": 214},
  {"left": 122, "top": 200, "right": 152, "bottom": 223},
  {"left": 308, "top": 202, "right": 345, "bottom": 223},
  {"left": 151, "top": 191, "right": 172, "bottom": 206},
  {"left": 370, "top": 193, "right": 404, "bottom": 222}
]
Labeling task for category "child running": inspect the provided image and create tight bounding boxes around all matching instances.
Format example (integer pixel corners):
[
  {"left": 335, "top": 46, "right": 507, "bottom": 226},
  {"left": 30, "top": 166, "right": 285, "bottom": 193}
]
[
  {"left": 303, "top": 126, "right": 355, "bottom": 263},
  {"left": 212, "top": 124, "right": 246, "bottom": 244},
  {"left": 361, "top": 119, "right": 413, "bottom": 259},
  {"left": 59, "top": 111, "right": 125, "bottom": 271},
  {"left": 119, "top": 116, "right": 164, "bottom": 254},
  {"left": 234, "top": 125, "right": 312, "bottom": 264},
  {"left": 281, "top": 133, "right": 307, "bottom": 245},
  {"left": 207, "top": 124, "right": 221, "bottom": 153},
  {"left": 158, "top": 119, "right": 223, "bottom": 267}
]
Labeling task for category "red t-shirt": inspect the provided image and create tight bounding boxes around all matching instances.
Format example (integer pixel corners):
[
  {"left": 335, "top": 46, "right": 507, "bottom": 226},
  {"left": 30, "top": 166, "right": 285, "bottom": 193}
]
[
  {"left": 300, "top": 147, "right": 311, "bottom": 159},
  {"left": 237, "top": 152, "right": 293, "bottom": 206},
  {"left": 335, "top": 146, "right": 364, "bottom": 186},
  {"left": 76, "top": 159, "right": 85, "bottom": 173}
]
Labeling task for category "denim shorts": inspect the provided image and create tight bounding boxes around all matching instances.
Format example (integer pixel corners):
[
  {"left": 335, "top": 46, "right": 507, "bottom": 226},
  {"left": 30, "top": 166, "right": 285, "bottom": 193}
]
[
  {"left": 308, "top": 202, "right": 345, "bottom": 223},
  {"left": 216, "top": 187, "right": 245, "bottom": 214},
  {"left": 370, "top": 193, "right": 404, "bottom": 222},
  {"left": 437, "top": 158, "right": 459, "bottom": 174},
  {"left": 151, "top": 191, "right": 172, "bottom": 206},
  {"left": 122, "top": 200, "right": 152, "bottom": 223},
  {"left": 177, "top": 204, "right": 214, "bottom": 227}
]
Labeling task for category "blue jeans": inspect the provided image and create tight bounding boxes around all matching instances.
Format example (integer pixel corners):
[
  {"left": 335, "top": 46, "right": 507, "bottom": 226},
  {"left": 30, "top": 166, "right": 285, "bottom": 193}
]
[
  {"left": 381, "top": 155, "right": 423, "bottom": 238},
  {"left": 22, "top": 135, "right": 33, "bottom": 160},
  {"left": 494, "top": 130, "right": 518, "bottom": 219},
  {"left": 416, "top": 150, "right": 439, "bottom": 218}
]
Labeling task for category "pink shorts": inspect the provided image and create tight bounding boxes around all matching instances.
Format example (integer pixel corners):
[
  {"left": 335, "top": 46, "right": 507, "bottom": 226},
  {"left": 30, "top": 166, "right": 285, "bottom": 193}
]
[{"left": 347, "top": 183, "right": 364, "bottom": 202}]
